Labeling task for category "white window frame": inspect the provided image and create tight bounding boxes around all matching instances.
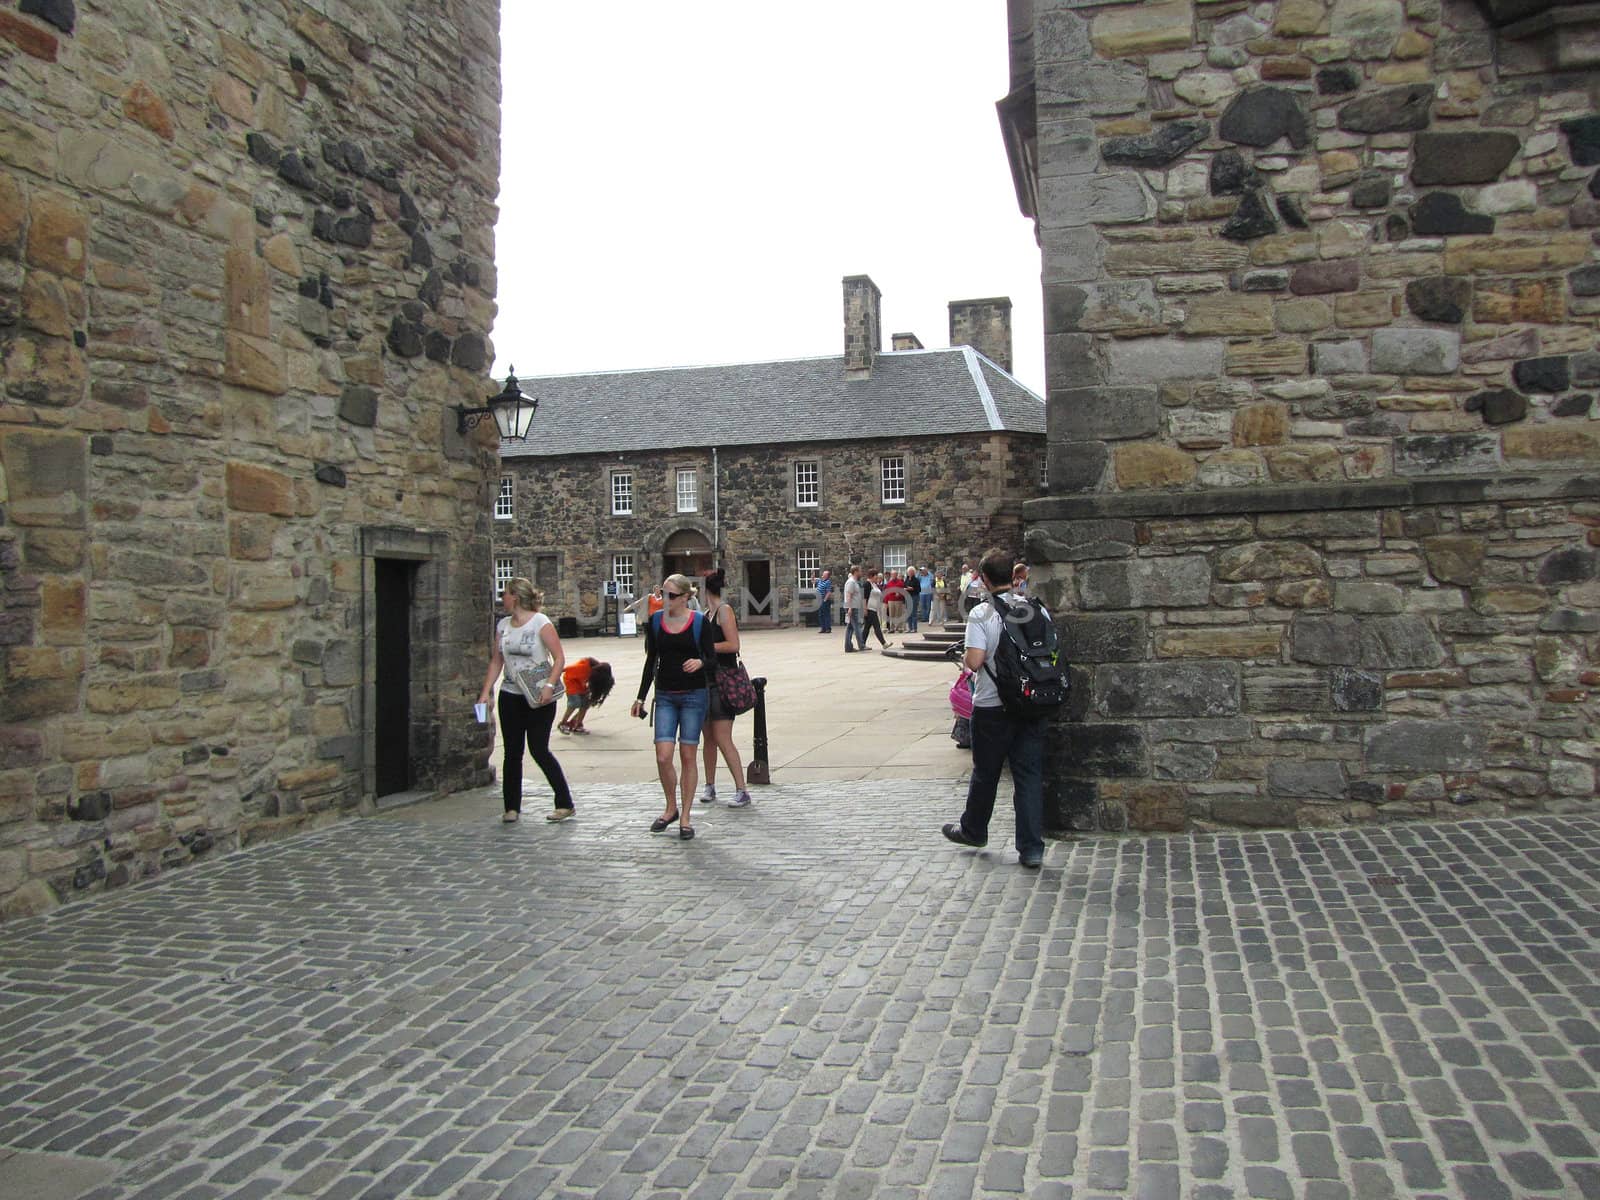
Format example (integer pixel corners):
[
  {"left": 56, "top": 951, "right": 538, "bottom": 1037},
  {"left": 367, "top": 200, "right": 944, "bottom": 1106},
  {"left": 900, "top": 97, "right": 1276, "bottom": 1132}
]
[
  {"left": 676, "top": 468, "right": 699, "bottom": 514},
  {"left": 611, "top": 471, "right": 633, "bottom": 516},
  {"left": 494, "top": 557, "right": 514, "bottom": 598},
  {"left": 795, "top": 460, "right": 819, "bottom": 508},
  {"left": 612, "top": 553, "right": 634, "bottom": 599},
  {"left": 797, "top": 549, "right": 821, "bottom": 591},
  {"left": 883, "top": 545, "right": 908, "bottom": 574},
  {"left": 495, "top": 474, "right": 514, "bottom": 520},
  {"left": 881, "top": 455, "right": 906, "bottom": 505}
]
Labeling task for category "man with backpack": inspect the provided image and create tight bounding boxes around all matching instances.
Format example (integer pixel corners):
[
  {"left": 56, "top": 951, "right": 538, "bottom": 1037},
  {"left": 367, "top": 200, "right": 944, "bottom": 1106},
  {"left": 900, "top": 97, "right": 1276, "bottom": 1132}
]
[{"left": 941, "top": 547, "right": 1068, "bottom": 869}]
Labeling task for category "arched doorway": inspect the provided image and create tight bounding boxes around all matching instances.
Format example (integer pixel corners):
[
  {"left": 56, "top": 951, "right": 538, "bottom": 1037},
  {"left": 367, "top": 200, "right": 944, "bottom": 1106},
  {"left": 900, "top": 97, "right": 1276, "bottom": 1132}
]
[{"left": 662, "top": 528, "right": 714, "bottom": 587}]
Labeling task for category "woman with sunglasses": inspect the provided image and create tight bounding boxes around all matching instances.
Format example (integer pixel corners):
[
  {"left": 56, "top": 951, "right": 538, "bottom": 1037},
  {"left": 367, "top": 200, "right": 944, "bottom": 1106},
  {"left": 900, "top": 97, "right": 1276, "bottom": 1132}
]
[{"left": 630, "top": 573, "right": 720, "bottom": 839}]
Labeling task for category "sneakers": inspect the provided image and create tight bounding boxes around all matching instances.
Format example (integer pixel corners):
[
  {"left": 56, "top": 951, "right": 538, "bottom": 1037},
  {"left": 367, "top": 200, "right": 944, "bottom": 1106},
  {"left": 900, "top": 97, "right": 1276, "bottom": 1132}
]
[
  {"left": 501, "top": 810, "right": 519, "bottom": 823},
  {"left": 699, "top": 785, "right": 717, "bottom": 804},
  {"left": 546, "top": 808, "right": 574, "bottom": 823},
  {"left": 942, "top": 822, "right": 985, "bottom": 848},
  {"left": 727, "top": 790, "right": 751, "bottom": 808},
  {"left": 1020, "top": 854, "right": 1043, "bottom": 869}
]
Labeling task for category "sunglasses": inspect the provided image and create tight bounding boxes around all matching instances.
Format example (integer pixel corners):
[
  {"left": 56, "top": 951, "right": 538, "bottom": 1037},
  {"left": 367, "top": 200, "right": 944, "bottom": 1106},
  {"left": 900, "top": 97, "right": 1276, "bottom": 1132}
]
[{"left": 663, "top": 590, "right": 685, "bottom": 599}]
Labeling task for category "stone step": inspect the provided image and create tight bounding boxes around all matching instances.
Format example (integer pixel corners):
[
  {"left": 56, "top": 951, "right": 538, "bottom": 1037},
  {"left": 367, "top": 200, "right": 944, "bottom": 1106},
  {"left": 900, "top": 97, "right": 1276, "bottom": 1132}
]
[{"left": 881, "top": 646, "right": 954, "bottom": 662}]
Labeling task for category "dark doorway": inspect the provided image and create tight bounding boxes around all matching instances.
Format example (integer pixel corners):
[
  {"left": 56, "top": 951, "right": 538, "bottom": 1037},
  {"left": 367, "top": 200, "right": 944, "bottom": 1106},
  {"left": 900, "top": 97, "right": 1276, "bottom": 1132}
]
[
  {"left": 743, "top": 559, "right": 772, "bottom": 621},
  {"left": 374, "top": 558, "right": 415, "bottom": 797}
]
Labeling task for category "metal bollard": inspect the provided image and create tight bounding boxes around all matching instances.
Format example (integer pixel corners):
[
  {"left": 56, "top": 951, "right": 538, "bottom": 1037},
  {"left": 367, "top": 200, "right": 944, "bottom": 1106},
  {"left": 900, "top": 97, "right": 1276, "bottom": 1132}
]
[{"left": 746, "top": 677, "right": 770, "bottom": 784}]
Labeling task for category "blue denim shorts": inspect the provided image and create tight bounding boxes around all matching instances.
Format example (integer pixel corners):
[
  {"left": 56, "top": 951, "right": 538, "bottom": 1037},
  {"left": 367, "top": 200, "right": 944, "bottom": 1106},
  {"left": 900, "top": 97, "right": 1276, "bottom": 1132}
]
[{"left": 653, "top": 688, "right": 709, "bottom": 744}]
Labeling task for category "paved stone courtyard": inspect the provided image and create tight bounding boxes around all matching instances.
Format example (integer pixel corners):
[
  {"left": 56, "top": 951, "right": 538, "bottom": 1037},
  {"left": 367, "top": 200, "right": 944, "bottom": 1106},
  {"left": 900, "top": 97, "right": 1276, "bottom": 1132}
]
[{"left": 2, "top": 784, "right": 1599, "bottom": 1199}]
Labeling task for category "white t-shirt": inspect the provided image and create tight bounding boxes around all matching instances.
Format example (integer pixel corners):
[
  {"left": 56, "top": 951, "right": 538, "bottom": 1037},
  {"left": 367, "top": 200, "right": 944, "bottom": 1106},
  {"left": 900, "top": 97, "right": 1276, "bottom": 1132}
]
[
  {"left": 497, "top": 612, "right": 560, "bottom": 701},
  {"left": 965, "top": 598, "right": 1006, "bottom": 709}
]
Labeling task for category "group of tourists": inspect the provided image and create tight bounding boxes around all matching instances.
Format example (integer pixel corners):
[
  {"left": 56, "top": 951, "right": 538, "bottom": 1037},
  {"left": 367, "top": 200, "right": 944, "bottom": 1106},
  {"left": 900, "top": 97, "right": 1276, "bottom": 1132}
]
[
  {"left": 834, "top": 563, "right": 950, "bottom": 653},
  {"left": 479, "top": 545, "right": 1056, "bottom": 870},
  {"left": 477, "top": 569, "right": 753, "bottom": 840}
]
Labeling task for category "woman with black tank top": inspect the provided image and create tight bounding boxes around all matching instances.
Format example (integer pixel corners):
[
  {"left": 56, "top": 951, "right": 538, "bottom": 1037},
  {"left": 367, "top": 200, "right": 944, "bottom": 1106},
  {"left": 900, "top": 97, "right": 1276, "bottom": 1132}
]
[
  {"left": 631, "top": 573, "right": 719, "bottom": 839},
  {"left": 699, "top": 568, "right": 752, "bottom": 810}
]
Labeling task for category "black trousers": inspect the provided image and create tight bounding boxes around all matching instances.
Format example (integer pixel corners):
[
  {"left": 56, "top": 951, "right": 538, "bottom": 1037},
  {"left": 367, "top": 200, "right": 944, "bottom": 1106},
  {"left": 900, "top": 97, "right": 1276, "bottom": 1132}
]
[
  {"left": 861, "top": 611, "right": 888, "bottom": 646},
  {"left": 498, "top": 689, "right": 573, "bottom": 813}
]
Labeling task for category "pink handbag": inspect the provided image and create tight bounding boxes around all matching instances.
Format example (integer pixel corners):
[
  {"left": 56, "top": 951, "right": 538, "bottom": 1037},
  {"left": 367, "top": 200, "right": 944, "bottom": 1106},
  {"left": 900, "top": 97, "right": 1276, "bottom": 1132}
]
[{"left": 948, "top": 669, "right": 974, "bottom": 720}]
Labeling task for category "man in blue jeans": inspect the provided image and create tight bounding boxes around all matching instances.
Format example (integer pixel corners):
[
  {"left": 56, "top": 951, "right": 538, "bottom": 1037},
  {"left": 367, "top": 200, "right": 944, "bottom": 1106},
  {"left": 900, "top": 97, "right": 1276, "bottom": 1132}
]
[
  {"left": 815, "top": 569, "right": 833, "bottom": 634},
  {"left": 941, "top": 547, "right": 1046, "bottom": 868},
  {"left": 917, "top": 565, "right": 935, "bottom": 626},
  {"left": 841, "top": 565, "right": 864, "bottom": 652}
]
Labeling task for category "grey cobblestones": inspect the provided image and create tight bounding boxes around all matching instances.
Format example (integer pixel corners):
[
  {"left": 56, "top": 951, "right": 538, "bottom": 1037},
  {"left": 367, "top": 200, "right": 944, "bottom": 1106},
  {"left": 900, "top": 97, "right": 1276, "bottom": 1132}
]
[{"left": 1, "top": 789, "right": 1600, "bottom": 1197}]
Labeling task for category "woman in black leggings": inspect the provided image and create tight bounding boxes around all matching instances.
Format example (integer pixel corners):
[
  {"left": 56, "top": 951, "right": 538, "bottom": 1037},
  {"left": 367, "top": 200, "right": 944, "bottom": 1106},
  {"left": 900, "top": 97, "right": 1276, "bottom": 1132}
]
[{"left": 478, "top": 577, "right": 574, "bottom": 823}]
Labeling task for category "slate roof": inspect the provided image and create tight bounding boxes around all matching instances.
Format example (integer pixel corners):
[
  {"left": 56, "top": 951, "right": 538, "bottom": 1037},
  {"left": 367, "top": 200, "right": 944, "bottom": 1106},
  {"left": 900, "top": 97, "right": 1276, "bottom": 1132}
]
[{"left": 500, "top": 347, "right": 1045, "bottom": 459}]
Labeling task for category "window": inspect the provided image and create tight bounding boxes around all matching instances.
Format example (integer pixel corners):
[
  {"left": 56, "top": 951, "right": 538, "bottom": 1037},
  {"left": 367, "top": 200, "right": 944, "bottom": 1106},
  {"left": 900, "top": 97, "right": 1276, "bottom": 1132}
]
[
  {"left": 1040, "top": 452, "right": 1049, "bottom": 490},
  {"left": 795, "top": 460, "right": 819, "bottom": 508},
  {"left": 612, "top": 553, "right": 634, "bottom": 598},
  {"left": 881, "top": 455, "right": 905, "bottom": 504},
  {"left": 494, "top": 474, "right": 514, "bottom": 519},
  {"left": 611, "top": 471, "right": 633, "bottom": 516},
  {"left": 797, "top": 549, "right": 821, "bottom": 591},
  {"left": 883, "top": 545, "right": 908, "bottom": 574},
  {"left": 676, "top": 468, "right": 698, "bottom": 513},
  {"left": 535, "top": 554, "right": 558, "bottom": 594},
  {"left": 494, "top": 556, "right": 514, "bottom": 598}
]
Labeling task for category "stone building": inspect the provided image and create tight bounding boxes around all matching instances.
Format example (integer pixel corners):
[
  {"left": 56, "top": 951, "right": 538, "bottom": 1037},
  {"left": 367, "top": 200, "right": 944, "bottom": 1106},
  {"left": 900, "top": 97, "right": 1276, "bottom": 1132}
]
[
  {"left": 0, "top": 0, "right": 504, "bottom": 915},
  {"left": 1001, "top": 0, "right": 1599, "bottom": 832},
  {"left": 494, "top": 276, "right": 1045, "bottom": 627}
]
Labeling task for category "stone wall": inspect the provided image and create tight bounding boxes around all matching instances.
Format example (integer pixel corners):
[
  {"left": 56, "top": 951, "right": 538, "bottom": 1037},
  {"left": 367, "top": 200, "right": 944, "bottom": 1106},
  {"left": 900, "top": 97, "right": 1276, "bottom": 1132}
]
[
  {"left": 1003, "top": 0, "right": 1599, "bottom": 831},
  {"left": 0, "top": 0, "right": 503, "bottom": 916},
  {"left": 497, "top": 432, "right": 1046, "bottom": 625}
]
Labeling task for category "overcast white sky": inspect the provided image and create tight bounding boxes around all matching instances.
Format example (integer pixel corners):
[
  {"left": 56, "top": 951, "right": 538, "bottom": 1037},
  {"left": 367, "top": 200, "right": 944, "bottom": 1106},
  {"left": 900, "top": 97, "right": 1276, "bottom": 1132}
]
[{"left": 492, "top": 2, "right": 1045, "bottom": 396}]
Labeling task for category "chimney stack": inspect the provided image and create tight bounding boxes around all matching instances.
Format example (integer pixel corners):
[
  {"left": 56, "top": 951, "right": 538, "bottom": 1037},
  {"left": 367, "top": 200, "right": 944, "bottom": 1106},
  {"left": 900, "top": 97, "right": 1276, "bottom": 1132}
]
[
  {"left": 843, "top": 275, "right": 882, "bottom": 375},
  {"left": 948, "top": 296, "right": 1013, "bottom": 374},
  {"left": 891, "top": 332, "right": 924, "bottom": 351}
]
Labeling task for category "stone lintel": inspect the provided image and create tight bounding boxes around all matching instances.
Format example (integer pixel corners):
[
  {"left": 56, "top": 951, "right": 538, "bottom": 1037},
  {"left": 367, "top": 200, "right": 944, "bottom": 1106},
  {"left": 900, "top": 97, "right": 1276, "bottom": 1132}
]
[{"left": 1024, "top": 471, "right": 1600, "bottom": 525}]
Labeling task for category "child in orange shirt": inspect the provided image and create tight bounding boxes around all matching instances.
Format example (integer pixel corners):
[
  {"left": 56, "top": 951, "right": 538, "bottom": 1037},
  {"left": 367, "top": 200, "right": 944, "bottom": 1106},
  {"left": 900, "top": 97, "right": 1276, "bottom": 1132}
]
[{"left": 558, "top": 658, "right": 615, "bottom": 734}]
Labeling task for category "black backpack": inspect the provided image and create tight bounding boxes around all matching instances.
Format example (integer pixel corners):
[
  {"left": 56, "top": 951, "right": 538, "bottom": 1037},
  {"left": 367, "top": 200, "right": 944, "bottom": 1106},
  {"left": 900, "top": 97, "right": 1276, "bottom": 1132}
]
[{"left": 983, "top": 595, "right": 1069, "bottom": 717}]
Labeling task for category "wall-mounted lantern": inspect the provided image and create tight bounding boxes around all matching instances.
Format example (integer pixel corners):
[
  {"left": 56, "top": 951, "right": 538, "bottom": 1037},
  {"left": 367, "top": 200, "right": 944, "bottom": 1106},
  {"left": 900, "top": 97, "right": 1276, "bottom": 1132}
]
[{"left": 456, "top": 368, "right": 538, "bottom": 442}]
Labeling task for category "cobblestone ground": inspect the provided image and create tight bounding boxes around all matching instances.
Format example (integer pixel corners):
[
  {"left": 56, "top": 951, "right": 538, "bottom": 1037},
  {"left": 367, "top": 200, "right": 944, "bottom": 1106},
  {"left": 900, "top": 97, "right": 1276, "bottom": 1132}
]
[{"left": 2, "top": 785, "right": 1600, "bottom": 1199}]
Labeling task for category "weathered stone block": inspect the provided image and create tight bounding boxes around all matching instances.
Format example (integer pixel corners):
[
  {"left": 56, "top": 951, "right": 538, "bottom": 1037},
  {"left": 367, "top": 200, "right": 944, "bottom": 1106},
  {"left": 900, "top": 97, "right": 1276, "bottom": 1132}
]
[
  {"left": 1365, "top": 719, "right": 1483, "bottom": 771},
  {"left": 25, "top": 192, "right": 87, "bottom": 279},
  {"left": 1336, "top": 83, "right": 1433, "bottom": 133},
  {"left": 1114, "top": 443, "right": 1197, "bottom": 488},
  {"left": 1049, "top": 387, "right": 1160, "bottom": 442},
  {"left": 225, "top": 462, "right": 295, "bottom": 516},
  {"left": 1246, "top": 668, "right": 1329, "bottom": 712},
  {"left": 1411, "top": 132, "right": 1520, "bottom": 185},
  {"left": 0, "top": 428, "right": 84, "bottom": 528},
  {"left": 1063, "top": 613, "right": 1146, "bottom": 662},
  {"left": 1220, "top": 190, "right": 1279, "bottom": 241},
  {"left": 1102, "top": 120, "right": 1208, "bottom": 167},
  {"left": 1215, "top": 541, "right": 1322, "bottom": 582},
  {"left": 1291, "top": 614, "right": 1444, "bottom": 668},
  {"left": 1512, "top": 356, "right": 1569, "bottom": 394},
  {"left": 1225, "top": 339, "right": 1307, "bottom": 376},
  {"left": 1473, "top": 280, "right": 1563, "bottom": 325},
  {"left": 1027, "top": 519, "right": 1137, "bottom": 563},
  {"left": 1370, "top": 328, "right": 1459, "bottom": 375},
  {"left": 1405, "top": 276, "right": 1471, "bottom": 324},
  {"left": 1502, "top": 425, "right": 1600, "bottom": 462},
  {"left": 1268, "top": 760, "right": 1346, "bottom": 799},
  {"left": 1212, "top": 797, "right": 1298, "bottom": 827},
  {"left": 1183, "top": 294, "right": 1273, "bottom": 335},
  {"left": 1154, "top": 742, "right": 1218, "bottom": 781},
  {"left": 1290, "top": 260, "right": 1360, "bottom": 295},
  {"left": 1219, "top": 87, "right": 1311, "bottom": 148},
  {"left": 1444, "top": 235, "right": 1592, "bottom": 275},
  {"left": 1039, "top": 171, "right": 1153, "bottom": 229},
  {"left": 1078, "top": 556, "right": 1212, "bottom": 609},
  {"left": 1107, "top": 338, "right": 1225, "bottom": 383},
  {"left": 1098, "top": 662, "right": 1239, "bottom": 717},
  {"left": 1053, "top": 724, "right": 1147, "bottom": 777},
  {"left": 1048, "top": 441, "right": 1109, "bottom": 492},
  {"left": 1334, "top": 581, "right": 1402, "bottom": 613},
  {"left": 1414, "top": 192, "right": 1497, "bottom": 236},
  {"left": 1312, "top": 340, "right": 1367, "bottom": 374},
  {"left": 1330, "top": 667, "right": 1383, "bottom": 711},
  {"left": 1154, "top": 626, "right": 1283, "bottom": 658},
  {"left": 1091, "top": 0, "right": 1194, "bottom": 56}
]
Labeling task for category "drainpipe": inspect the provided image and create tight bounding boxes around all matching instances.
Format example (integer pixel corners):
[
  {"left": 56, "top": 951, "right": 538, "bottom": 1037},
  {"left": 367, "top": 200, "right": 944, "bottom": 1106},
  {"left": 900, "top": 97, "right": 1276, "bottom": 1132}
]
[{"left": 712, "top": 446, "right": 720, "bottom": 562}]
